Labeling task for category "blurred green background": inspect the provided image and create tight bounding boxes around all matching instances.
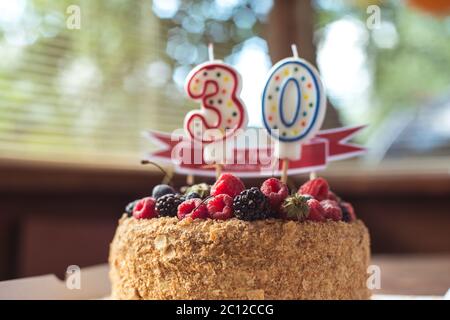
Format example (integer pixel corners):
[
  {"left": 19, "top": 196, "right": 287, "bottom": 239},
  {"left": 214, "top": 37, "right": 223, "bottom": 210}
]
[{"left": 0, "top": 0, "right": 449, "bottom": 167}]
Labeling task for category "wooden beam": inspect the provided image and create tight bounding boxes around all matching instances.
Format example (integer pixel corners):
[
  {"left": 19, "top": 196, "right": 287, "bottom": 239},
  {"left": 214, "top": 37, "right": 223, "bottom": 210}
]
[
  {"left": 266, "top": 0, "right": 316, "bottom": 64},
  {"left": 265, "top": 0, "right": 340, "bottom": 128}
]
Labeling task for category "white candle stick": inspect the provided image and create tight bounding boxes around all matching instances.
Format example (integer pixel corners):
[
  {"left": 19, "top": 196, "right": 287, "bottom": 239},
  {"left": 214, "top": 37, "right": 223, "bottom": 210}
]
[
  {"left": 208, "top": 42, "right": 215, "bottom": 61},
  {"left": 291, "top": 44, "right": 299, "bottom": 58}
]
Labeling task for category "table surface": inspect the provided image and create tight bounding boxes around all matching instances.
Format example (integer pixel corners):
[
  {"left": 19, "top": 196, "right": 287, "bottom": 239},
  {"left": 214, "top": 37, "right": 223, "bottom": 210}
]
[
  {"left": 0, "top": 255, "right": 449, "bottom": 299},
  {"left": 372, "top": 255, "right": 450, "bottom": 296}
]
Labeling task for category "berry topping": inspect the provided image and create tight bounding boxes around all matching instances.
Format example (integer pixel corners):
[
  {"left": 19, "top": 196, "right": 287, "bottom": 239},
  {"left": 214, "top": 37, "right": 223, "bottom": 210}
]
[
  {"left": 125, "top": 199, "right": 139, "bottom": 215},
  {"left": 340, "top": 202, "right": 356, "bottom": 222},
  {"left": 306, "top": 199, "right": 326, "bottom": 222},
  {"left": 185, "top": 192, "right": 201, "bottom": 200},
  {"left": 233, "top": 187, "right": 270, "bottom": 221},
  {"left": 156, "top": 193, "right": 185, "bottom": 217},
  {"left": 320, "top": 200, "right": 343, "bottom": 221},
  {"left": 298, "top": 177, "right": 329, "bottom": 201},
  {"left": 177, "top": 198, "right": 208, "bottom": 220},
  {"left": 185, "top": 183, "right": 211, "bottom": 199},
  {"left": 327, "top": 191, "right": 340, "bottom": 202},
  {"left": 281, "top": 194, "right": 310, "bottom": 221},
  {"left": 207, "top": 194, "right": 234, "bottom": 220},
  {"left": 132, "top": 197, "right": 157, "bottom": 219},
  {"left": 211, "top": 173, "right": 245, "bottom": 198},
  {"left": 260, "top": 178, "right": 289, "bottom": 212},
  {"left": 152, "top": 184, "right": 176, "bottom": 199}
]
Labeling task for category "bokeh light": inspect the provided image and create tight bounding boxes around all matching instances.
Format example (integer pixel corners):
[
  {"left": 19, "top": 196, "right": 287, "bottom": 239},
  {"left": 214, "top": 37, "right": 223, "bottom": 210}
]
[{"left": 152, "top": 0, "right": 180, "bottom": 19}]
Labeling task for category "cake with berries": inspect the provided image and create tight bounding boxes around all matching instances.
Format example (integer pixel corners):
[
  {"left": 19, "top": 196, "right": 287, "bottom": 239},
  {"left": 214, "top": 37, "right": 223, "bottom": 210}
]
[{"left": 109, "top": 175, "right": 370, "bottom": 300}]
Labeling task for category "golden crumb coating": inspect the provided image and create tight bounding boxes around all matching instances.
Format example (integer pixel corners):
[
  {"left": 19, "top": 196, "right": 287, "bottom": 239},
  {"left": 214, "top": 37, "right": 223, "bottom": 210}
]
[{"left": 109, "top": 215, "right": 370, "bottom": 300}]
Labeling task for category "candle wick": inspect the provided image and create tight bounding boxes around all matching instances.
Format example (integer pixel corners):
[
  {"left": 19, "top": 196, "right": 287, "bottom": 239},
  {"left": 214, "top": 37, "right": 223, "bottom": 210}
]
[
  {"left": 208, "top": 43, "right": 214, "bottom": 61},
  {"left": 291, "top": 44, "right": 299, "bottom": 58}
]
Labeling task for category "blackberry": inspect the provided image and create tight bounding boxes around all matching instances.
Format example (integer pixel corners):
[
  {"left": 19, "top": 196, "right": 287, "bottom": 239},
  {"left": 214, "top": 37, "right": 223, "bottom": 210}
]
[
  {"left": 340, "top": 202, "right": 355, "bottom": 222},
  {"left": 156, "top": 194, "right": 185, "bottom": 217},
  {"left": 233, "top": 187, "right": 270, "bottom": 221},
  {"left": 341, "top": 205, "right": 349, "bottom": 222}
]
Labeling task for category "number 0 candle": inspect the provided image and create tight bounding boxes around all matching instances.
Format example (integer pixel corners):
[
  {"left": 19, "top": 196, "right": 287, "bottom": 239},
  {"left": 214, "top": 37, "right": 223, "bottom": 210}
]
[{"left": 262, "top": 45, "right": 326, "bottom": 161}]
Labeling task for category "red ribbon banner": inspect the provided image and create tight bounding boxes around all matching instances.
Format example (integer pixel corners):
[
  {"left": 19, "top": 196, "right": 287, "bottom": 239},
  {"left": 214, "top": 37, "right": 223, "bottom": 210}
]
[{"left": 144, "top": 126, "right": 366, "bottom": 177}]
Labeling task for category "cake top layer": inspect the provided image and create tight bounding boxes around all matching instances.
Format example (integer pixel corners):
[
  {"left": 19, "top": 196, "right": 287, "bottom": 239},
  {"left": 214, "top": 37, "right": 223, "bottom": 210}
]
[{"left": 124, "top": 174, "right": 358, "bottom": 225}]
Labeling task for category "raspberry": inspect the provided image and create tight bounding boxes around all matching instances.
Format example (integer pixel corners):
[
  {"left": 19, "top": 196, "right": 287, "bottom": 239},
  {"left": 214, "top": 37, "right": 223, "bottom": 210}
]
[
  {"left": 340, "top": 202, "right": 356, "bottom": 222},
  {"left": 306, "top": 199, "right": 325, "bottom": 222},
  {"left": 298, "top": 177, "right": 329, "bottom": 201},
  {"left": 207, "top": 194, "right": 234, "bottom": 220},
  {"left": 260, "top": 178, "right": 289, "bottom": 212},
  {"left": 156, "top": 194, "right": 185, "bottom": 217},
  {"left": 320, "top": 200, "right": 343, "bottom": 221},
  {"left": 281, "top": 194, "right": 310, "bottom": 221},
  {"left": 177, "top": 198, "right": 208, "bottom": 220},
  {"left": 327, "top": 191, "right": 340, "bottom": 202},
  {"left": 233, "top": 187, "right": 270, "bottom": 221},
  {"left": 132, "top": 197, "right": 157, "bottom": 219},
  {"left": 211, "top": 173, "right": 245, "bottom": 198}
]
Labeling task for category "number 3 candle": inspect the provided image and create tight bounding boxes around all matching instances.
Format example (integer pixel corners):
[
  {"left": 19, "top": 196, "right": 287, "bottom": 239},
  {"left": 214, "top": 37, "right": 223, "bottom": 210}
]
[
  {"left": 184, "top": 44, "right": 248, "bottom": 171},
  {"left": 262, "top": 45, "right": 326, "bottom": 179}
]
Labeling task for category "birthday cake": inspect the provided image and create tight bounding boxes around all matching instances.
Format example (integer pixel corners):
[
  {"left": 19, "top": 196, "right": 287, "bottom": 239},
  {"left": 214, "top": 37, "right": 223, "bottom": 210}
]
[
  {"left": 110, "top": 43, "right": 370, "bottom": 299},
  {"left": 109, "top": 175, "right": 371, "bottom": 300}
]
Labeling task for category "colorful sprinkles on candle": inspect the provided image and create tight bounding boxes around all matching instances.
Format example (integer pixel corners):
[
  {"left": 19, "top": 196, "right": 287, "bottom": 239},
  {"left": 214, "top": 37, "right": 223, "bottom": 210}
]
[
  {"left": 184, "top": 63, "right": 247, "bottom": 143},
  {"left": 262, "top": 59, "right": 326, "bottom": 143}
]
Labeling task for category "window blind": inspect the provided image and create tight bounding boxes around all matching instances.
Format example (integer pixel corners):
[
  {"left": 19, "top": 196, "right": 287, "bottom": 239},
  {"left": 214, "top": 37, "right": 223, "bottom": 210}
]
[
  {"left": 0, "top": 0, "right": 194, "bottom": 164},
  {"left": 0, "top": 0, "right": 275, "bottom": 165}
]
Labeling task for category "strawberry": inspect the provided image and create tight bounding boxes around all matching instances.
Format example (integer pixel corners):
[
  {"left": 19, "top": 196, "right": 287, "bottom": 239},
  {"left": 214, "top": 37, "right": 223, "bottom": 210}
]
[{"left": 281, "top": 194, "right": 310, "bottom": 221}]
